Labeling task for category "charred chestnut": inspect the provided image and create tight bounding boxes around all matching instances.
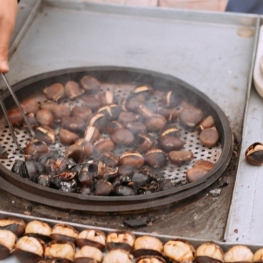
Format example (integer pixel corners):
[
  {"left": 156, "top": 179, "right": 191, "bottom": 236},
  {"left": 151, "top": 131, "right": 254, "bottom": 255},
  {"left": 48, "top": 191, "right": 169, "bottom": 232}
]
[
  {"left": 223, "top": 245, "right": 253, "bottom": 263},
  {"left": 14, "top": 236, "right": 45, "bottom": 263},
  {"left": 97, "top": 161, "right": 119, "bottom": 182},
  {"left": 79, "top": 75, "right": 101, "bottom": 93},
  {"left": 44, "top": 83, "right": 65, "bottom": 102},
  {"left": 98, "top": 104, "right": 120, "bottom": 121},
  {"left": 45, "top": 241, "right": 75, "bottom": 263},
  {"left": 245, "top": 142, "right": 263, "bottom": 166},
  {"left": 145, "top": 149, "right": 166, "bottom": 168},
  {"left": 111, "top": 128, "right": 135, "bottom": 146},
  {"left": 163, "top": 239, "right": 195, "bottom": 263},
  {"left": 36, "top": 109, "right": 54, "bottom": 127},
  {"left": 65, "top": 144, "right": 88, "bottom": 164},
  {"left": 35, "top": 126, "right": 56, "bottom": 145},
  {"left": 106, "top": 231, "right": 135, "bottom": 252},
  {"left": 65, "top": 81, "right": 84, "bottom": 99},
  {"left": 89, "top": 113, "right": 108, "bottom": 132},
  {"left": 0, "top": 229, "right": 17, "bottom": 259},
  {"left": 168, "top": 150, "right": 194, "bottom": 165},
  {"left": 51, "top": 224, "right": 79, "bottom": 244},
  {"left": 199, "top": 128, "right": 219, "bottom": 147},
  {"left": 77, "top": 229, "right": 106, "bottom": 250},
  {"left": 25, "top": 220, "right": 52, "bottom": 243},
  {"left": 74, "top": 245, "right": 103, "bottom": 263},
  {"left": 179, "top": 107, "right": 203, "bottom": 129},
  {"left": 195, "top": 242, "right": 223, "bottom": 263},
  {"left": 59, "top": 129, "right": 80, "bottom": 146},
  {"left": 119, "top": 151, "right": 144, "bottom": 169},
  {"left": 114, "top": 186, "right": 135, "bottom": 196}
]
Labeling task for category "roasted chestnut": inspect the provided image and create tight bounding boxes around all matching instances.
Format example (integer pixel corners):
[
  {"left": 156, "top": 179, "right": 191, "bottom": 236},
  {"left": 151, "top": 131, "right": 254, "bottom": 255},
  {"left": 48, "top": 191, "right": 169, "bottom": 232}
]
[
  {"left": 40, "top": 100, "right": 58, "bottom": 112},
  {"left": 119, "top": 151, "right": 144, "bottom": 168},
  {"left": 186, "top": 167, "right": 207, "bottom": 183},
  {"left": 135, "top": 133, "right": 155, "bottom": 153},
  {"left": 89, "top": 113, "right": 108, "bottom": 132},
  {"left": 158, "top": 135, "right": 184, "bottom": 152},
  {"left": 65, "top": 144, "right": 88, "bottom": 163},
  {"left": 198, "top": 115, "right": 215, "bottom": 131},
  {"left": 0, "top": 217, "right": 26, "bottom": 237},
  {"left": 62, "top": 116, "right": 86, "bottom": 133},
  {"left": 35, "top": 126, "right": 56, "bottom": 145},
  {"left": 76, "top": 229, "right": 106, "bottom": 250},
  {"left": 137, "top": 104, "right": 154, "bottom": 119},
  {"left": 79, "top": 75, "right": 101, "bottom": 93},
  {"left": 24, "top": 220, "right": 52, "bottom": 243},
  {"left": 36, "top": 109, "right": 54, "bottom": 127},
  {"left": 25, "top": 139, "right": 50, "bottom": 161},
  {"left": 51, "top": 224, "right": 79, "bottom": 244},
  {"left": 52, "top": 104, "right": 71, "bottom": 121},
  {"left": 0, "top": 229, "right": 17, "bottom": 259},
  {"left": 84, "top": 126, "right": 100, "bottom": 143},
  {"left": 94, "top": 180, "right": 114, "bottom": 196},
  {"left": 44, "top": 83, "right": 65, "bottom": 101},
  {"left": 125, "top": 122, "right": 146, "bottom": 135},
  {"left": 72, "top": 105, "right": 92, "bottom": 122},
  {"left": 20, "top": 98, "right": 39, "bottom": 114},
  {"left": 106, "top": 231, "right": 135, "bottom": 252},
  {"left": 193, "top": 159, "right": 215, "bottom": 171},
  {"left": 65, "top": 80, "right": 84, "bottom": 99},
  {"left": 82, "top": 95, "right": 102, "bottom": 111},
  {"left": 99, "top": 91, "right": 118, "bottom": 105},
  {"left": 168, "top": 150, "right": 194, "bottom": 165},
  {"left": 8, "top": 107, "right": 24, "bottom": 127},
  {"left": 133, "top": 85, "right": 153, "bottom": 99},
  {"left": 77, "top": 163, "right": 97, "bottom": 187},
  {"left": 118, "top": 112, "right": 138, "bottom": 125},
  {"left": 144, "top": 115, "right": 166, "bottom": 132},
  {"left": 245, "top": 142, "right": 263, "bottom": 166},
  {"left": 125, "top": 94, "right": 145, "bottom": 112},
  {"left": 163, "top": 239, "right": 195, "bottom": 263},
  {"left": 98, "top": 104, "right": 121, "bottom": 121},
  {"left": 199, "top": 128, "right": 219, "bottom": 147},
  {"left": 93, "top": 138, "right": 115, "bottom": 157},
  {"left": 106, "top": 121, "right": 123, "bottom": 135},
  {"left": 223, "top": 245, "right": 253, "bottom": 263},
  {"left": 102, "top": 249, "right": 133, "bottom": 263},
  {"left": 179, "top": 107, "right": 203, "bottom": 129},
  {"left": 111, "top": 128, "right": 135, "bottom": 146},
  {"left": 74, "top": 245, "right": 103, "bottom": 263},
  {"left": 162, "top": 91, "right": 181, "bottom": 108},
  {"left": 158, "top": 107, "right": 178, "bottom": 122},
  {"left": 145, "top": 149, "right": 166, "bottom": 168},
  {"left": 14, "top": 236, "right": 45, "bottom": 263},
  {"left": 45, "top": 241, "right": 75, "bottom": 263},
  {"left": 59, "top": 128, "right": 80, "bottom": 146},
  {"left": 99, "top": 152, "right": 119, "bottom": 167},
  {"left": 195, "top": 242, "right": 223, "bottom": 263},
  {"left": 254, "top": 248, "right": 263, "bottom": 262}
]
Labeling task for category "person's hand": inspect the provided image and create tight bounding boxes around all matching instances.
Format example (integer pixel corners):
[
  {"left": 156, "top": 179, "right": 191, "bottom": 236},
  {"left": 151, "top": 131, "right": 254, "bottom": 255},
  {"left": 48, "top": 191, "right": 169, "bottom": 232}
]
[{"left": 0, "top": 0, "right": 18, "bottom": 73}]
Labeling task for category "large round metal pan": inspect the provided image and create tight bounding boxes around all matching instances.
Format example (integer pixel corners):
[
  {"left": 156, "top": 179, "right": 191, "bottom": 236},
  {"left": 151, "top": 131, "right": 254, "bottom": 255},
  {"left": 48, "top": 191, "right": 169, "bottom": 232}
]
[{"left": 0, "top": 66, "right": 232, "bottom": 212}]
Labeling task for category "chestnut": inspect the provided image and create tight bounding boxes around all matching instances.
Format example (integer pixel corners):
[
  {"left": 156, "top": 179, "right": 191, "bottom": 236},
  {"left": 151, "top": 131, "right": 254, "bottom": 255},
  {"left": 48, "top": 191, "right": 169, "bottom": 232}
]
[
  {"left": 162, "top": 91, "right": 181, "bottom": 108},
  {"left": 14, "top": 236, "right": 45, "bottom": 263},
  {"left": 254, "top": 248, "right": 263, "bottom": 262},
  {"left": 59, "top": 128, "right": 80, "bottom": 146},
  {"left": 106, "top": 231, "right": 135, "bottom": 252},
  {"left": 40, "top": 100, "right": 58, "bottom": 112},
  {"left": 24, "top": 220, "right": 52, "bottom": 243},
  {"left": 103, "top": 249, "right": 133, "bottom": 263},
  {"left": 125, "top": 121, "right": 146, "bottom": 135},
  {"left": 52, "top": 104, "right": 71, "bottom": 121},
  {"left": 25, "top": 139, "right": 50, "bottom": 161},
  {"left": 106, "top": 121, "right": 123, "bottom": 135},
  {"left": 99, "top": 91, "right": 118, "bottom": 105},
  {"left": 163, "top": 240, "right": 195, "bottom": 263},
  {"left": 223, "top": 245, "right": 253, "bottom": 263},
  {"left": 93, "top": 138, "right": 115, "bottom": 157},
  {"left": 0, "top": 229, "right": 17, "bottom": 259},
  {"left": 25, "top": 113, "right": 38, "bottom": 130},
  {"left": 35, "top": 126, "right": 56, "bottom": 145},
  {"left": 0, "top": 217, "right": 26, "bottom": 237},
  {"left": 21, "top": 98, "right": 39, "bottom": 114},
  {"left": 168, "top": 150, "right": 194, "bottom": 165},
  {"left": 158, "top": 107, "right": 178, "bottom": 122},
  {"left": 8, "top": 108, "right": 24, "bottom": 127},
  {"left": 160, "top": 125, "right": 180, "bottom": 138},
  {"left": 81, "top": 95, "right": 102, "bottom": 111},
  {"left": 76, "top": 229, "right": 106, "bottom": 250},
  {"left": 75, "top": 139, "right": 93, "bottom": 159},
  {"left": 158, "top": 135, "right": 184, "bottom": 152},
  {"left": 119, "top": 151, "right": 144, "bottom": 168},
  {"left": 133, "top": 236, "right": 163, "bottom": 259},
  {"left": 45, "top": 241, "right": 75, "bottom": 263},
  {"left": 77, "top": 163, "right": 97, "bottom": 187},
  {"left": 94, "top": 180, "right": 114, "bottom": 196},
  {"left": 97, "top": 161, "right": 119, "bottom": 182},
  {"left": 186, "top": 167, "right": 207, "bottom": 183},
  {"left": 36, "top": 109, "right": 54, "bottom": 127},
  {"left": 89, "top": 113, "right": 108, "bottom": 132},
  {"left": 65, "top": 80, "right": 84, "bottom": 99},
  {"left": 74, "top": 245, "right": 103, "bottom": 263},
  {"left": 245, "top": 142, "right": 263, "bottom": 166},
  {"left": 44, "top": 83, "right": 65, "bottom": 101},
  {"left": 98, "top": 104, "right": 121, "bottom": 121},
  {"left": 79, "top": 75, "right": 101, "bottom": 93},
  {"left": 72, "top": 106, "right": 92, "bottom": 122},
  {"left": 193, "top": 159, "right": 214, "bottom": 172},
  {"left": 136, "top": 256, "right": 166, "bottom": 263},
  {"left": 99, "top": 152, "right": 119, "bottom": 167},
  {"left": 136, "top": 133, "right": 155, "bottom": 153},
  {"left": 133, "top": 85, "right": 153, "bottom": 99},
  {"left": 62, "top": 116, "right": 86, "bottom": 134},
  {"left": 65, "top": 144, "right": 88, "bottom": 163},
  {"left": 195, "top": 242, "right": 223, "bottom": 263},
  {"left": 51, "top": 224, "right": 79, "bottom": 244},
  {"left": 118, "top": 112, "right": 138, "bottom": 125},
  {"left": 179, "top": 107, "right": 203, "bottom": 129},
  {"left": 125, "top": 94, "right": 145, "bottom": 112},
  {"left": 199, "top": 127, "right": 219, "bottom": 147},
  {"left": 84, "top": 126, "right": 100, "bottom": 143},
  {"left": 145, "top": 149, "right": 166, "bottom": 168},
  {"left": 137, "top": 104, "right": 154, "bottom": 119},
  {"left": 144, "top": 115, "right": 166, "bottom": 132},
  {"left": 111, "top": 128, "right": 135, "bottom": 146},
  {"left": 198, "top": 115, "right": 215, "bottom": 131}
]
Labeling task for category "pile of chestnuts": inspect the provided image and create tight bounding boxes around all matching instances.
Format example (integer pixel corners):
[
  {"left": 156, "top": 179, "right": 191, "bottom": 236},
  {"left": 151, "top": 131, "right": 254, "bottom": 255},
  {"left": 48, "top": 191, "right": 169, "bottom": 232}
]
[
  {"left": 8, "top": 74, "right": 219, "bottom": 196},
  {"left": 0, "top": 216, "right": 262, "bottom": 263}
]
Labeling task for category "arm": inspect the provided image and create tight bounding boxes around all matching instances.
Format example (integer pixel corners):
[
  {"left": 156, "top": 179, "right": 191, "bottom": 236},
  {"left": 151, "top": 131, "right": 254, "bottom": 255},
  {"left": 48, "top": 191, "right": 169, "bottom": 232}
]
[{"left": 0, "top": 0, "right": 18, "bottom": 73}]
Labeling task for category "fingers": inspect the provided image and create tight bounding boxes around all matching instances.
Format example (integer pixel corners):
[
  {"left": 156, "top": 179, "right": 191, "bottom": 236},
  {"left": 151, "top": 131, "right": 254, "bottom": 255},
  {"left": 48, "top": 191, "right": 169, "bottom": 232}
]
[{"left": 0, "top": 0, "right": 18, "bottom": 73}]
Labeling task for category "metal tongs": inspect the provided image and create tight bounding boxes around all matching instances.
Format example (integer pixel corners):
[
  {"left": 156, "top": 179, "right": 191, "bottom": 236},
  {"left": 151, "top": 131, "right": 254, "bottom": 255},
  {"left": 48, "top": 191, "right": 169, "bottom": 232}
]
[{"left": 0, "top": 73, "right": 35, "bottom": 153}]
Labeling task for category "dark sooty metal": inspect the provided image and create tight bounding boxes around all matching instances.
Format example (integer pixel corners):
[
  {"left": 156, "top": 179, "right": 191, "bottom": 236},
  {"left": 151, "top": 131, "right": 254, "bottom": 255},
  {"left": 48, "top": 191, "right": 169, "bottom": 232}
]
[{"left": 0, "top": 66, "right": 232, "bottom": 212}]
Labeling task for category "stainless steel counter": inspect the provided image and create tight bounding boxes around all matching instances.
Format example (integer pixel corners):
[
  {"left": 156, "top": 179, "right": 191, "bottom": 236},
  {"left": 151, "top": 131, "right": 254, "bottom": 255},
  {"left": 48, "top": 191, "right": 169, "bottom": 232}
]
[{"left": 1, "top": 0, "right": 262, "bottom": 244}]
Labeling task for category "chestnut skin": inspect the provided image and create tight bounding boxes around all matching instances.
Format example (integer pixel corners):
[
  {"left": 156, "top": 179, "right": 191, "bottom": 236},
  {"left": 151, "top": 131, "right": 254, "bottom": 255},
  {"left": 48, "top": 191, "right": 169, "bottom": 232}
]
[
  {"left": 51, "top": 224, "right": 79, "bottom": 244},
  {"left": 0, "top": 217, "right": 26, "bottom": 237},
  {"left": 77, "top": 229, "right": 106, "bottom": 250},
  {"left": 0, "top": 229, "right": 17, "bottom": 260}
]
